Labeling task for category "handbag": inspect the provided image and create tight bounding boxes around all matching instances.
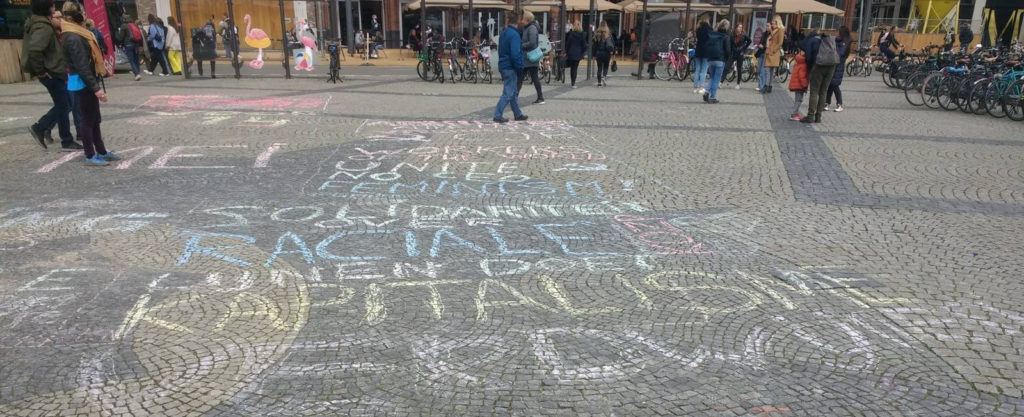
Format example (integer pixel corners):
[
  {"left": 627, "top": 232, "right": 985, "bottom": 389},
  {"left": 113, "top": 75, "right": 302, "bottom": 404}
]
[
  {"left": 611, "top": 60, "right": 617, "bottom": 72},
  {"left": 526, "top": 46, "right": 543, "bottom": 63}
]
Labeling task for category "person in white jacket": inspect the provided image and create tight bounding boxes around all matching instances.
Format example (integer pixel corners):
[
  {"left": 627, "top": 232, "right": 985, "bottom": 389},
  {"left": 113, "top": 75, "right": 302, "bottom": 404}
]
[{"left": 166, "top": 16, "right": 183, "bottom": 74}]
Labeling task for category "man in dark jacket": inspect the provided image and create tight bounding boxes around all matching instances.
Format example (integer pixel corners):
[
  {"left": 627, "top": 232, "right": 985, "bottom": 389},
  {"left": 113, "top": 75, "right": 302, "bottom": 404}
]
[
  {"left": 21, "top": 0, "right": 80, "bottom": 151},
  {"left": 958, "top": 24, "right": 973, "bottom": 53},
  {"left": 692, "top": 20, "right": 711, "bottom": 93},
  {"left": 115, "top": 15, "right": 142, "bottom": 80},
  {"left": 493, "top": 13, "right": 526, "bottom": 124}
]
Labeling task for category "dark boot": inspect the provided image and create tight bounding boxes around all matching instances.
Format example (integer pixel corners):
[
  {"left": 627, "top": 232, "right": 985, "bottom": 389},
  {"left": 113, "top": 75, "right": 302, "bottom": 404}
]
[
  {"left": 800, "top": 113, "right": 815, "bottom": 123},
  {"left": 814, "top": 113, "right": 821, "bottom": 123}
]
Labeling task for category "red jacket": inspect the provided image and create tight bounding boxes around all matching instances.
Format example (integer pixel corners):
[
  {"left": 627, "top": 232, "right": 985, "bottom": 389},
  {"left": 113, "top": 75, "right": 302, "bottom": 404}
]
[{"left": 788, "top": 53, "right": 808, "bottom": 92}]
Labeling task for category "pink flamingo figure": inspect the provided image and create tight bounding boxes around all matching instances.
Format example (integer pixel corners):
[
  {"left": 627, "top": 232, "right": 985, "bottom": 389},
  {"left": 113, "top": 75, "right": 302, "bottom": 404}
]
[
  {"left": 243, "top": 14, "right": 271, "bottom": 69},
  {"left": 294, "top": 20, "right": 317, "bottom": 71}
]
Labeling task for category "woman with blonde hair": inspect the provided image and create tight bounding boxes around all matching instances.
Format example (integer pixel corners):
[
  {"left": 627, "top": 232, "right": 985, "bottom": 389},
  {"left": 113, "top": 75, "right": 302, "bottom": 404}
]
[
  {"left": 565, "top": 21, "right": 587, "bottom": 87},
  {"left": 593, "top": 20, "right": 614, "bottom": 86},
  {"left": 518, "top": 11, "right": 544, "bottom": 104},
  {"left": 166, "top": 16, "right": 183, "bottom": 74},
  {"left": 761, "top": 15, "right": 784, "bottom": 93}
]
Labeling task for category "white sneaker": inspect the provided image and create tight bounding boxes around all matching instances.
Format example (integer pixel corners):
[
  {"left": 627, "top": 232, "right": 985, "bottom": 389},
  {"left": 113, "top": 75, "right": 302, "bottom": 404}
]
[
  {"left": 134, "top": 74, "right": 142, "bottom": 81},
  {"left": 698, "top": 88, "right": 706, "bottom": 95},
  {"left": 834, "top": 105, "right": 844, "bottom": 112},
  {"left": 734, "top": 85, "right": 741, "bottom": 90},
  {"left": 823, "top": 105, "right": 831, "bottom": 111},
  {"left": 693, "top": 88, "right": 700, "bottom": 94},
  {"left": 143, "top": 70, "right": 153, "bottom": 75},
  {"left": 754, "top": 87, "right": 761, "bottom": 92}
]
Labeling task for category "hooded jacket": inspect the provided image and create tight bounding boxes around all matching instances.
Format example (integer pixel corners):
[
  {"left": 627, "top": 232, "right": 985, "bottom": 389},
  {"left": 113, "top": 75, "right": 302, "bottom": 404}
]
[{"left": 21, "top": 15, "right": 67, "bottom": 77}]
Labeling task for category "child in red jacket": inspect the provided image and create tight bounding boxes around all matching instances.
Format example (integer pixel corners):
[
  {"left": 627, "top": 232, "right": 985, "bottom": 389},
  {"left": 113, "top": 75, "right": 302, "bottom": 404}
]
[{"left": 788, "top": 51, "right": 809, "bottom": 121}]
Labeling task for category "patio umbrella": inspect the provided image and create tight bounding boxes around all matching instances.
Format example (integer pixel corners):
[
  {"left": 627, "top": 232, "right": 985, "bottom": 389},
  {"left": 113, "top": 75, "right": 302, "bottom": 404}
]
[{"left": 406, "top": 0, "right": 512, "bottom": 11}]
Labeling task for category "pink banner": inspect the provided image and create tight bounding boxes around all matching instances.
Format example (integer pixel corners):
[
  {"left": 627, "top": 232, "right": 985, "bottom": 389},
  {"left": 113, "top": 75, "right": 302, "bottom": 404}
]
[{"left": 84, "top": 0, "right": 115, "bottom": 76}]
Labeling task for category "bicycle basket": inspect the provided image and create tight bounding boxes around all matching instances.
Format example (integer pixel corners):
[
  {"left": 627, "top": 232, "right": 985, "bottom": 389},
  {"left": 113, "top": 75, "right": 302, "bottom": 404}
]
[{"left": 480, "top": 46, "right": 490, "bottom": 59}]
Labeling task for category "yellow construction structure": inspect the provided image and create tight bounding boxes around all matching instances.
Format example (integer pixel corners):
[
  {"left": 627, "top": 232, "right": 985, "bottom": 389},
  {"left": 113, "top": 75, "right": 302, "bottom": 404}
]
[{"left": 909, "top": 0, "right": 959, "bottom": 33}]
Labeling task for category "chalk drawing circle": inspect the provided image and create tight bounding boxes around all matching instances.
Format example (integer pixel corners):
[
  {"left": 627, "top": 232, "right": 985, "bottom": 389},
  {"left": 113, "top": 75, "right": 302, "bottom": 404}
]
[{"left": 0, "top": 235, "right": 36, "bottom": 251}]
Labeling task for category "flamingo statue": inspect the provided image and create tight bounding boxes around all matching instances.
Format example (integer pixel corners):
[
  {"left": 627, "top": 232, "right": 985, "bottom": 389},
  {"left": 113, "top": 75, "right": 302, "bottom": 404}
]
[
  {"left": 243, "top": 14, "right": 271, "bottom": 69},
  {"left": 294, "top": 20, "right": 317, "bottom": 71}
]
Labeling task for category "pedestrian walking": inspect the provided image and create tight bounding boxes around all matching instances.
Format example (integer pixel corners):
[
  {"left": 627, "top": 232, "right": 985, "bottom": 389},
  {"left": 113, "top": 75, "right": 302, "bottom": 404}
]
[
  {"left": 166, "top": 16, "right": 183, "bottom": 75},
  {"left": 801, "top": 31, "right": 840, "bottom": 124},
  {"left": 21, "top": 0, "right": 80, "bottom": 151},
  {"left": 728, "top": 23, "right": 750, "bottom": 89},
  {"left": 192, "top": 18, "right": 218, "bottom": 78},
  {"left": 115, "top": 15, "right": 143, "bottom": 81},
  {"left": 59, "top": 1, "right": 120, "bottom": 166},
  {"left": 825, "top": 26, "right": 851, "bottom": 112},
  {"left": 692, "top": 19, "right": 711, "bottom": 94},
  {"left": 702, "top": 19, "right": 731, "bottom": 104},
  {"left": 877, "top": 26, "right": 901, "bottom": 63},
  {"left": 754, "top": 21, "right": 768, "bottom": 91},
  {"left": 144, "top": 14, "right": 169, "bottom": 76},
  {"left": 518, "top": 11, "right": 544, "bottom": 105},
  {"left": 787, "top": 50, "right": 808, "bottom": 120},
  {"left": 564, "top": 21, "right": 586, "bottom": 88},
  {"left": 493, "top": 13, "right": 527, "bottom": 124},
  {"left": 593, "top": 21, "right": 614, "bottom": 86},
  {"left": 762, "top": 16, "right": 784, "bottom": 94}
]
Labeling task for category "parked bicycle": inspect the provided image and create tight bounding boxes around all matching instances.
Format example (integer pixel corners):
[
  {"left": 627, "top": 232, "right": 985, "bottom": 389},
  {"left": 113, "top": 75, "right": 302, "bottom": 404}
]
[{"left": 655, "top": 37, "right": 692, "bottom": 81}]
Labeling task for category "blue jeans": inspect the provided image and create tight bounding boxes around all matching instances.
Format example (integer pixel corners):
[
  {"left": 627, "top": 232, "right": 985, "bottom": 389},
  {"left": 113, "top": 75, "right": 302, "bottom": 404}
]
[
  {"left": 37, "top": 76, "right": 73, "bottom": 144},
  {"left": 68, "top": 89, "right": 82, "bottom": 138},
  {"left": 757, "top": 55, "right": 767, "bottom": 89},
  {"left": 494, "top": 68, "right": 523, "bottom": 120},
  {"left": 124, "top": 45, "right": 141, "bottom": 75},
  {"left": 692, "top": 57, "right": 708, "bottom": 88},
  {"left": 225, "top": 40, "right": 236, "bottom": 60},
  {"left": 707, "top": 60, "right": 725, "bottom": 99}
]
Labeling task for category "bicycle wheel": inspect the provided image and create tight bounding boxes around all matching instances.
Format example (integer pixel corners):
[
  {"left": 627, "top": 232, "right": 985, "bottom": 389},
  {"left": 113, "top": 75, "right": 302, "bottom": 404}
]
[
  {"left": 922, "top": 74, "right": 943, "bottom": 109},
  {"left": 967, "top": 79, "right": 990, "bottom": 115},
  {"left": 985, "top": 82, "right": 1006, "bottom": 118},
  {"left": 417, "top": 60, "right": 431, "bottom": 81},
  {"left": 654, "top": 58, "right": 673, "bottom": 81},
  {"left": 774, "top": 64, "right": 789, "bottom": 83},
  {"left": 464, "top": 60, "right": 477, "bottom": 83},
  {"left": 863, "top": 62, "right": 872, "bottom": 77},
  {"left": 678, "top": 59, "right": 692, "bottom": 81},
  {"left": 936, "top": 78, "right": 958, "bottom": 110},
  {"left": 480, "top": 60, "right": 492, "bottom": 84},
  {"left": 1004, "top": 79, "right": 1024, "bottom": 121},
  {"left": 433, "top": 58, "right": 445, "bottom": 83},
  {"left": 957, "top": 78, "right": 977, "bottom": 113},
  {"left": 542, "top": 66, "right": 552, "bottom": 84},
  {"left": 846, "top": 60, "right": 857, "bottom": 76},
  {"left": 724, "top": 63, "right": 736, "bottom": 82},
  {"left": 903, "top": 72, "right": 926, "bottom": 107},
  {"left": 742, "top": 60, "right": 755, "bottom": 82}
]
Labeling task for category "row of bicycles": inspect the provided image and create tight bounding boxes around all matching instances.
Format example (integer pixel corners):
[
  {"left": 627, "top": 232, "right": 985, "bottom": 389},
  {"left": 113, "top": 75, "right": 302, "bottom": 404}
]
[
  {"left": 416, "top": 38, "right": 495, "bottom": 84},
  {"left": 415, "top": 37, "right": 567, "bottom": 85},
  {"left": 883, "top": 47, "right": 1024, "bottom": 121},
  {"left": 651, "top": 37, "right": 795, "bottom": 84}
]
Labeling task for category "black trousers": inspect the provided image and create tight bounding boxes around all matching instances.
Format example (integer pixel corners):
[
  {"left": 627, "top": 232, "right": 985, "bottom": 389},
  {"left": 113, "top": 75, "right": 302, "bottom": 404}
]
[
  {"left": 826, "top": 81, "right": 843, "bottom": 106},
  {"left": 567, "top": 59, "right": 580, "bottom": 85},
  {"left": 596, "top": 57, "right": 610, "bottom": 81},
  {"left": 518, "top": 67, "right": 543, "bottom": 101},
  {"left": 76, "top": 90, "right": 107, "bottom": 158},
  {"left": 148, "top": 46, "right": 169, "bottom": 74},
  {"left": 195, "top": 59, "right": 216, "bottom": 76}
]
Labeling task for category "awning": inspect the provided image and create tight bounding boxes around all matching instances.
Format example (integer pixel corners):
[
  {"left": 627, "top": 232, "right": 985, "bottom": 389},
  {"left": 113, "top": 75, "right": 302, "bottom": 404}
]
[
  {"left": 620, "top": 0, "right": 769, "bottom": 13},
  {"left": 523, "top": 0, "right": 563, "bottom": 12},
  {"left": 774, "top": 0, "right": 844, "bottom": 15},
  {"left": 549, "top": 0, "right": 622, "bottom": 12},
  {"left": 404, "top": 0, "right": 513, "bottom": 11}
]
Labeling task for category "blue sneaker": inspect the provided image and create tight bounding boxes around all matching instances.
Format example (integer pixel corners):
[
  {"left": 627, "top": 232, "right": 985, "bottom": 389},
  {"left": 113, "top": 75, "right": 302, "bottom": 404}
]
[
  {"left": 84, "top": 155, "right": 109, "bottom": 167},
  {"left": 98, "top": 151, "right": 121, "bottom": 161}
]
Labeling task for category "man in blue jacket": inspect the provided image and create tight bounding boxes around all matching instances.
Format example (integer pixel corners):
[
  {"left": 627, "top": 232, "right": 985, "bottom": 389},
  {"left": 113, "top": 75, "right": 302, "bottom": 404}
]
[{"left": 493, "top": 14, "right": 527, "bottom": 124}]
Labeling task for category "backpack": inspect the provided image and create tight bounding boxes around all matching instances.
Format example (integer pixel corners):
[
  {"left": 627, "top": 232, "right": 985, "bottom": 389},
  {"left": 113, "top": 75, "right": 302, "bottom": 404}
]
[
  {"left": 816, "top": 36, "right": 840, "bottom": 66},
  {"left": 705, "top": 32, "right": 725, "bottom": 60},
  {"left": 128, "top": 22, "right": 142, "bottom": 42}
]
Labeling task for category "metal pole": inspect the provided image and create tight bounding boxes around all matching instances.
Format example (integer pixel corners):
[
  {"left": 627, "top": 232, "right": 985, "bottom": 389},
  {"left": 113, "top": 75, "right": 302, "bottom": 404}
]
[
  {"left": 683, "top": 0, "right": 692, "bottom": 34},
  {"left": 227, "top": 0, "right": 241, "bottom": 78},
  {"left": 728, "top": 0, "right": 735, "bottom": 26},
  {"left": 769, "top": 0, "right": 777, "bottom": 22},
  {"left": 420, "top": 0, "right": 427, "bottom": 51},
  {"left": 636, "top": 0, "right": 647, "bottom": 80},
  {"left": 587, "top": 0, "right": 595, "bottom": 79},
  {"left": 560, "top": 0, "right": 566, "bottom": 82},
  {"left": 173, "top": 0, "right": 190, "bottom": 79},
  {"left": 279, "top": 0, "right": 292, "bottom": 78},
  {"left": 469, "top": 0, "right": 474, "bottom": 42},
  {"left": 348, "top": 0, "right": 357, "bottom": 54},
  {"left": 858, "top": 0, "right": 870, "bottom": 51}
]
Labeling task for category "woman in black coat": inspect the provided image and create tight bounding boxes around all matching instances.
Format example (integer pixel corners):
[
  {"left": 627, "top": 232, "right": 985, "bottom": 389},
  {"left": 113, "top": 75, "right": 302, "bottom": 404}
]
[
  {"left": 826, "top": 26, "right": 851, "bottom": 112},
  {"left": 564, "top": 21, "right": 587, "bottom": 88},
  {"left": 192, "top": 18, "right": 218, "bottom": 78}
]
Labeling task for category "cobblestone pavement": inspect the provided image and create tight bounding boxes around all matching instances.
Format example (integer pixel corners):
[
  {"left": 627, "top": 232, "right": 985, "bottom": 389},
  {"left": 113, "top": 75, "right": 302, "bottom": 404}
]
[{"left": 0, "top": 67, "right": 1023, "bottom": 416}]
